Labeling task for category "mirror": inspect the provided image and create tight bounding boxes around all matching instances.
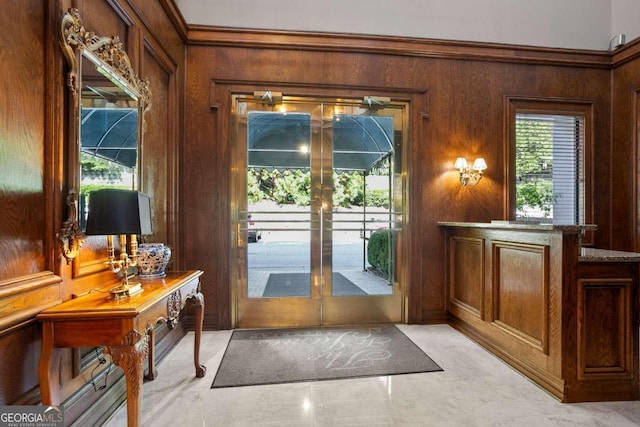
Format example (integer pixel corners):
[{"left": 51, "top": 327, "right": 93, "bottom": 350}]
[
  {"left": 58, "top": 8, "right": 150, "bottom": 265},
  {"left": 79, "top": 53, "right": 140, "bottom": 230}
]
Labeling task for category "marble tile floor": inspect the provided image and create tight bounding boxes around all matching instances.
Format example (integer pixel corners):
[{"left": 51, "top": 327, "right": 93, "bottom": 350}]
[{"left": 104, "top": 324, "right": 640, "bottom": 426}]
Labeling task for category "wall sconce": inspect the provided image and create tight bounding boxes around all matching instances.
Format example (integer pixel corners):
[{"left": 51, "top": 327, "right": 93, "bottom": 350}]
[
  {"left": 58, "top": 189, "right": 85, "bottom": 263},
  {"left": 85, "top": 189, "right": 152, "bottom": 299},
  {"left": 454, "top": 157, "right": 487, "bottom": 186}
]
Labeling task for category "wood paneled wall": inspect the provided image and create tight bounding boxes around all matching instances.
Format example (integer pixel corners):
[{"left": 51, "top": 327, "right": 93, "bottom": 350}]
[
  {"left": 0, "top": 0, "right": 185, "bottom": 424},
  {"left": 1, "top": 0, "right": 640, "bottom": 422},
  {"left": 611, "top": 42, "right": 640, "bottom": 251},
  {"left": 1, "top": 1, "right": 61, "bottom": 408},
  {"left": 183, "top": 29, "right": 620, "bottom": 327}
]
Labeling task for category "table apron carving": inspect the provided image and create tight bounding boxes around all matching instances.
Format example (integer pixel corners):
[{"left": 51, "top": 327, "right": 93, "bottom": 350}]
[{"left": 166, "top": 290, "right": 182, "bottom": 329}]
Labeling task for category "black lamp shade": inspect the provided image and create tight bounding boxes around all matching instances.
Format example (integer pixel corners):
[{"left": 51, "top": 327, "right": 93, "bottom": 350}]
[{"left": 85, "top": 189, "right": 152, "bottom": 235}]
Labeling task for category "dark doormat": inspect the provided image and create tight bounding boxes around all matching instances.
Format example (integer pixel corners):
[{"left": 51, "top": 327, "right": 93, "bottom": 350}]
[
  {"left": 211, "top": 324, "right": 442, "bottom": 388},
  {"left": 262, "top": 272, "right": 366, "bottom": 297}
]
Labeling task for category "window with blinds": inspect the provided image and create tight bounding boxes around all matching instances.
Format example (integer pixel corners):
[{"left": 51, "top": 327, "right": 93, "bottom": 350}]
[{"left": 515, "top": 113, "right": 585, "bottom": 223}]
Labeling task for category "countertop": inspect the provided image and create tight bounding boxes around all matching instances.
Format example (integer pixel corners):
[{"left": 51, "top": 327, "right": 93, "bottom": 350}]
[
  {"left": 437, "top": 221, "right": 640, "bottom": 261},
  {"left": 438, "top": 221, "right": 598, "bottom": 232},
  {"left": 579, "top": 247, "right": 640, "bottom": 262}
]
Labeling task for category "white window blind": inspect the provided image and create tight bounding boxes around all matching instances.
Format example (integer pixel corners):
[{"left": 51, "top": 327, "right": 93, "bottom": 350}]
[{"left": 515, "top": 113, "right": 584, "bottom": 224}]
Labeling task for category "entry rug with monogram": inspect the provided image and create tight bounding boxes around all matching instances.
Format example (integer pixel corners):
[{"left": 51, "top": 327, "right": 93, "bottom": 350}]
[{"left": 211, "top": 324, "right": 442, "bottom": 388}]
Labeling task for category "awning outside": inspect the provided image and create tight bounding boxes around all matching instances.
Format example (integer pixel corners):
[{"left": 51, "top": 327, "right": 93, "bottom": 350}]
[
  {"left": 248, "top": 111, "right": 393, "bottom": 173},
  {"left": 332, "top": 114, "right": 394, "bottom": 172},
  {"left": 81, "top": 107, "right": 138, "bottom": 168}
]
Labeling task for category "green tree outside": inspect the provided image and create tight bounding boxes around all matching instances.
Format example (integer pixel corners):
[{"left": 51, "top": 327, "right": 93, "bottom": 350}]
[
  {"left": 247, "top": 168, "right": 389, "bottom": 208},
  {"left": 515, "top": 120, "right": 555, "bottom": 219}
]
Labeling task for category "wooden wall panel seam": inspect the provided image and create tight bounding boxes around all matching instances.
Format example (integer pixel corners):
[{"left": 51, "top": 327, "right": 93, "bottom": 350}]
[
  {"left": 44, "top": 0, "right": 65, "bottom": 273},
  {"left": 157, "top": 0, "right": 188, "bottom": 42},
  {"left": 634, "top": 89, "right": 640, "bottom": 252}
]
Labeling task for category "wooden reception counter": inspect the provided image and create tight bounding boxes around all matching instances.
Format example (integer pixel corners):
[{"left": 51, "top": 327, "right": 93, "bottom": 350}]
[{"left": 439, "top": 222, "right": 639, "bottom": 402}]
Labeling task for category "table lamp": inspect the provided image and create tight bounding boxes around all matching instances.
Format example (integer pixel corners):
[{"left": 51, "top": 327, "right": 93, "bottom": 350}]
[{"left": 85, "top": 189, "right": 152, "bottom": 299}]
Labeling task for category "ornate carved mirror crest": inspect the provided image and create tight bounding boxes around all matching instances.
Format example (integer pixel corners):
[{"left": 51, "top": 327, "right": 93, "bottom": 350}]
[{"left": 58, "top": 8, "right": 151, "bottom": 266}]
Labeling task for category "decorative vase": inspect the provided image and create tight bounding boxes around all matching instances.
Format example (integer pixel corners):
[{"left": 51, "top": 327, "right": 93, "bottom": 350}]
[{"left": 136, "top": 243, "right": 171, "bottom": 278}]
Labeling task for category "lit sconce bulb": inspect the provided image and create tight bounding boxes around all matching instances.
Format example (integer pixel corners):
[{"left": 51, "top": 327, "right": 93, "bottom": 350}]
[
  {"left": 454, "top": 157, "right": 487, "bottom": 186},
  {"left": 300, "top": 145, "right": 309, "bottom": 154},
  {"left": 472, "top": 158, "right": 487, "bottom": 171},
  {"left": 454, "top": 157, "right": 469, "bottom": 170}
]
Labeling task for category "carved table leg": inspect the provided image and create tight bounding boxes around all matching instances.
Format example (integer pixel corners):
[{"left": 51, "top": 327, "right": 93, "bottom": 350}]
[
  {"left": 189, "top": 292, "right": 206, "bottom": 377},
  {"left": 38, "top": 322, "right": 62, "bottom": 405},
  {"left": 145, "top": 326, "right": 158, "bottom": 380},
  {"left": 106, "top": 331, "right": 149, "bottom": 427}
]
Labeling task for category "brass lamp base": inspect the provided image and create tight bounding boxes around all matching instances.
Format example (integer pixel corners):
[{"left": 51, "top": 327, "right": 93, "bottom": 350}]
[{"left": 109, "top": 282, "right": 143, "bottom": 300}]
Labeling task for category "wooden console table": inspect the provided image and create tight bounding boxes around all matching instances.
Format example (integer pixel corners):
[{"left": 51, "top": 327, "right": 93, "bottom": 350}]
[{"left": 37, "top": 270, "right": 206, "bottom": 427}]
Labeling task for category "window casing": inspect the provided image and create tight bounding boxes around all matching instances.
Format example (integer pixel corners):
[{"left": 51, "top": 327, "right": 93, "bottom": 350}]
[
  {"left": 506, "top": 98, "right": 593, "bottom": 231},
  {"left": 514, "top": 113, "right": 585, "bottom": 223}
]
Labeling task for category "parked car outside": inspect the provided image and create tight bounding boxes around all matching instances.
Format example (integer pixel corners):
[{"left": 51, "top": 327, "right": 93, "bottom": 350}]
[{"left": 247, "top": 214, "right": 262, "bottom": 243}]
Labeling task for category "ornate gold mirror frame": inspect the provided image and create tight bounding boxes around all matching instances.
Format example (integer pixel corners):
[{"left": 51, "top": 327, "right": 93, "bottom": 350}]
[{"left": 58, "top": 8, "right": 151, "bottom": 268}]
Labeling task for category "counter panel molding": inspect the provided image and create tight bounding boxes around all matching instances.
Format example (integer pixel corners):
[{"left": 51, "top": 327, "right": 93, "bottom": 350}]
[
  {"left": 578, "top": 279, "right": 632, "bottom": 378},
  {"left": 440, "top": 222, "right": 639, "bottom": 403},
  {"left": 449, "top": 236, "right": 484, "bottom": 320},
  {"left": 491, "top": 242, "right": 550, "bottom": 354}
]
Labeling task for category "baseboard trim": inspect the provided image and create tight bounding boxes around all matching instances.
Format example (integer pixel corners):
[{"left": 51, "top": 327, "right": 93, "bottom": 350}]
[
  {"left": 420, "top": 309, "right": 449, "bottom": 324},
  {"left": 67, "top": 368, "right": 127, "bottom": 427}
]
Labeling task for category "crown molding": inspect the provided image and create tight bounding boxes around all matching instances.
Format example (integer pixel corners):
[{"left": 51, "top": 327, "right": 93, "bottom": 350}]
[
  {"left": 185, "top": 25, "right": 612, "bottom": 69},
  {"left": 611, "top": 36, "right": 640, "bottom": 67}
]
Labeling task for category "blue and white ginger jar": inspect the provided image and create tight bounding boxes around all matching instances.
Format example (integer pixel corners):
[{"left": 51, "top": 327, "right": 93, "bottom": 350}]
[{"left": 137, "top": 243, "right": 171, "bottom": 278}]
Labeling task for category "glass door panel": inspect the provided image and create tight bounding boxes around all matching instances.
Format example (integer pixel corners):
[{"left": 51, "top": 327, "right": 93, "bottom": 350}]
[
  {"left": 234, "top": 101, "right": 321, "bottom": 327},
  {"left": 246, "top": 111, "right": 313, "bottom": 299},
  {"left": 232, "top": 95, "right": 405, "bottom": 328},
  {"left": 329, "top": 114, "right": 394, "bottom": 297},
  {"left": 321, "top": 104, "right": 404, "bottom": 325}
]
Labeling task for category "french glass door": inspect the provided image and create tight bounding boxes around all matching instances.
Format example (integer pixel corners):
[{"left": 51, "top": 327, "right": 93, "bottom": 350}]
[{"left": 231, "top": 94, "right": 406, "bottom": 328}]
